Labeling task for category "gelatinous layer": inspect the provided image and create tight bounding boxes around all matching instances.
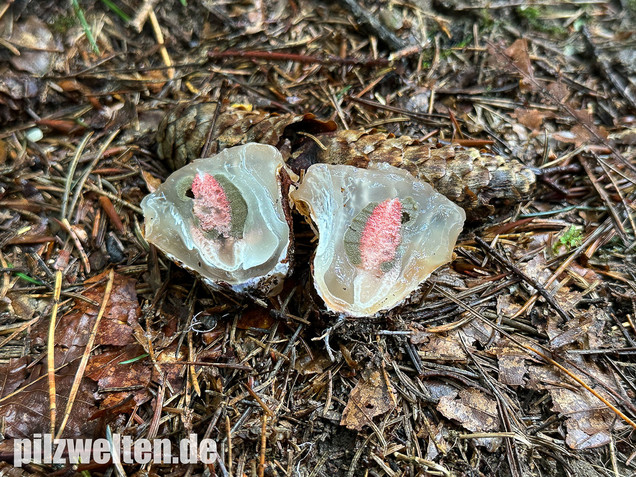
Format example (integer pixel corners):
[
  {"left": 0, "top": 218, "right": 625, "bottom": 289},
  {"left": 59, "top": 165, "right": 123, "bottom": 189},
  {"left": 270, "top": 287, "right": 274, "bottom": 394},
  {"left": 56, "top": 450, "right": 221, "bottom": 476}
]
[
  {"left": 141, "top": 144, "right": 293, "bottom": 294},
  {"left": 291, "top": 163, "right": 466, "bottom": 316}
]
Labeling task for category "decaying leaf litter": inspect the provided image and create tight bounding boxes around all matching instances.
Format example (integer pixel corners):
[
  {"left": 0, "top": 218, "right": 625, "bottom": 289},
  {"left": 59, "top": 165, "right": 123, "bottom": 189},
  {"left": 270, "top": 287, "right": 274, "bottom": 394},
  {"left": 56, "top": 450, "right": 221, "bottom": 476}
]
[{"left": 0, "top": 0, "right": 635, "bottom": 475}]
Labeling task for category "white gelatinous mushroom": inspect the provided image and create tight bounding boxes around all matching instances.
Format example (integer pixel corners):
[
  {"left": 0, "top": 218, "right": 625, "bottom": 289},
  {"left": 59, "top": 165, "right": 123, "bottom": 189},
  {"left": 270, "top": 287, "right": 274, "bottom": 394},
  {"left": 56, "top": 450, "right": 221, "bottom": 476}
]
[
  {"left": 290, "top": 162, "right": 466, "bottom": 317},
  {"left": 141, "top": 143, "right": 295, "bottom": 295}
]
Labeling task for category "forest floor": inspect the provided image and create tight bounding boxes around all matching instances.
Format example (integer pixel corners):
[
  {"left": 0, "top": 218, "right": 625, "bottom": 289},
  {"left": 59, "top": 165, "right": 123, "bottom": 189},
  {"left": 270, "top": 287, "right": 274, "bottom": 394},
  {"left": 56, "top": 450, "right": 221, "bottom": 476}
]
[{"left": 0, "top": 0, "right": 635, "bottom": 476}]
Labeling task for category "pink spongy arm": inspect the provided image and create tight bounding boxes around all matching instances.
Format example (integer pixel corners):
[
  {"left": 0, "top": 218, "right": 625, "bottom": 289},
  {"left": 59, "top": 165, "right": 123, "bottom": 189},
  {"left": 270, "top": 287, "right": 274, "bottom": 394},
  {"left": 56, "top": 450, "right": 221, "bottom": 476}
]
[
  {"left": 359, "top": 198, "right": 402, "bottom": 271},
  {"left": 191, "top": 173, "right": 232, "bottom": 236}
]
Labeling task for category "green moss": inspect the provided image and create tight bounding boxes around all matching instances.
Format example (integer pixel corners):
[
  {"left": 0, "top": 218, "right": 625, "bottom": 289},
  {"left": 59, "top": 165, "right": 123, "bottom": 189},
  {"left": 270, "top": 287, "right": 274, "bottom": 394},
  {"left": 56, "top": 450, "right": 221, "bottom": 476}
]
[
  {"left": 553, "top": 225, "right": 583, "bottom": 252},
  {"left": 516, "top": 6, "right": 567, "bottom": 36},
  {"left": 50, "top": 14, "right": 77, "bottom": 34}
]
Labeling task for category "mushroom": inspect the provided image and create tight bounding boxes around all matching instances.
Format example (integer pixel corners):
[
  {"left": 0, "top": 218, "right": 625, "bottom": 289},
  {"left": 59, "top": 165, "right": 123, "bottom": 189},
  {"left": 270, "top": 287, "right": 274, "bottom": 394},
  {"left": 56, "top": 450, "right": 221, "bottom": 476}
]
[
  {"left": 290, "top": 162, "right": 465, "bottom": 316},
  {"left": 141, "top": 144, "right": 295, "bottom": 295}
]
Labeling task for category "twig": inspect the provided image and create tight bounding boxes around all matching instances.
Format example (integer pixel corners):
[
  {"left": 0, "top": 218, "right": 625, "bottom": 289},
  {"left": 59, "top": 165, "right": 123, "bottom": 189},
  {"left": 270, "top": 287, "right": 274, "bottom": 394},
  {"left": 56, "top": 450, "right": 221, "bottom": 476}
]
[
  {"left": 99, "top": 196, "right": 125, "bottom": 233},
  {"left": 201, "top": 83, "right": 228, "bottom": 158},
  {"left": 579, "top": 156, "right": 628, "bottom": 243},
  {"left": 475, "top": 236, "right": 572, "bottom": 322},
  {"left": 258, "top": 414, "right": 267, "bottom": 477},
  {"left": 244, "top": 383, "right": 274, "bottom": 417},
  {"left": 226, "top": 415, "right": 233, "bottom": 477},
  {"left": 58, "top": 218, "right": 91, "bottom": 274},
  {"left": 148, "top": 9, "right": 174, "bottom": 79},
  {"left": 56, "top": 269, "right": 114, "bottom": 439},
  {"left": 347, "top": 96, "right": 449, "bottom": 127},
  {"left": 208, "top": 49, "right": 390, "bottom": 67},
  {"left": 84, "top": 183, "right": 143, "bottom": 214},
  {"left": 48, "top": 271, "right": 63, "bottom": 436}
]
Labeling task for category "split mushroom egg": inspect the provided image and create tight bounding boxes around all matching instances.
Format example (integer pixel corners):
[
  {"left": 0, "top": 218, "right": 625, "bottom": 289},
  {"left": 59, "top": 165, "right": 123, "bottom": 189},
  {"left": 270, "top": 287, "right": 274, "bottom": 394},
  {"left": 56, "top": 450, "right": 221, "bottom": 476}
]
[{"left": 141, "top": 143, "right": 465, "bottom": 315}]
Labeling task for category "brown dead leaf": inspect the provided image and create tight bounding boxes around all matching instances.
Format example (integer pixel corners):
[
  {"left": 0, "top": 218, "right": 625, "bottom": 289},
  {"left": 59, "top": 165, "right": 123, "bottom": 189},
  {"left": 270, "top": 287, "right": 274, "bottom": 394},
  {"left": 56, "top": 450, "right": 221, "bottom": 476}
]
[
  {"left": 554, "top": 109, "right": 608, "bottom": 147},
  {"left": 341, "top": 369, "right": 395, "bottom": 431},
  {"left": 32, "top": 270, "right": 141, "bottom": 364},
  {"left": 0, "top": 360, "right": 98, "bottom": 438},
  {"left": 487, "top": 338, "right": 530, "bottom": 386},
  {"left": 502, "top": 39, "right": 535, "bottom": 91},
  {"left": 548, "top": 306, "right": 607, "bottom": 350},
  {"left": 0, "top": 357, "right": 29, "bottom": 398},
  {"left": 511, "top": 108, "right": 554, "bottom": 132},
  {"left": 85, "top": 345, "right": 152, "bottom": 409},
  {"left": 411, "top": 331, "right": 468, "bottom": 362},
  {"left": 504, "top": 39, "right": 533, "bottom": 76},
  {"left": 496, "top": 294, "right": 522, "bottom": 317},
  {"left": 547, "top": 81, "right": 569, "bottom": 102},
  {"left": 527, "top": 360, "right": 620, "bottom": 449},
  {"left": 437, "top": 388, "right": 502, "bottom": 450},
  {"left": 141, "top": 170, "right": 162, "bottom": 194},
  {"left": 437, "top": 387, "right": 500, "bottom": 432},
  {"left": 86, "top": 343, "right": 186, "bottom": 410},
  {"left": 294, "top": 349, "right": 333, "bottom": 375}
]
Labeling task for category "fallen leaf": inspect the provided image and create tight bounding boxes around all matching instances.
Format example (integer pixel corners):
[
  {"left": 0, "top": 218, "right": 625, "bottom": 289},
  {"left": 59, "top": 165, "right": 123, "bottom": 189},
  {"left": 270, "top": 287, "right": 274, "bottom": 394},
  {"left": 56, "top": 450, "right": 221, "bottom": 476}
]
[
  {"left": 511, "top": 108, "right": 554, "bottom": 132},
  {"left": 437, "top": 388, "right": 501, "bottom": 450},
  {"left": 341, "top": 369, "right": 395, "bottom": 431},
  {"left": 0, "top": 360, "right": 98, "bottom": 438},
  {"left": 437, "top": 388, "right": 499, "bottom": 432},
  {"left": 8, "top": 16, "right": 60, "bottom": 76},
  {"left": 32, "top": 270, "right": 141, "bottom": 364},
  {"left": 527, "top": 360, "right": 621, "bottom": 449}
]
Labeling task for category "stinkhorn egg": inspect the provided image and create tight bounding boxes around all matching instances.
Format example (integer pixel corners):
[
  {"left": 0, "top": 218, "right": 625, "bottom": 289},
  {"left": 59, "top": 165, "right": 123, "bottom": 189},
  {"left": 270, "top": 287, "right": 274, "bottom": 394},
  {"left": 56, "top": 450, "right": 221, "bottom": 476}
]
[
  {"left": 141, "top": 144, "right": 294, "bottom": 295},
  {"left": 290, "top": 162, "right": 466, "bottom": 317}
]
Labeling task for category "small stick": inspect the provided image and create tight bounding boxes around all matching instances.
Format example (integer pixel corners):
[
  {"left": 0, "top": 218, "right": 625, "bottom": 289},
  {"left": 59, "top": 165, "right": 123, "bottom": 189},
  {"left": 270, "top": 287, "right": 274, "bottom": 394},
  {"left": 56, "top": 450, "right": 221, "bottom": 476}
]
[
  {"left": 580, "top": 157, "right": 628, "bottom": 243},
  {"left": 453, "top": 139, "right": 494, "bottom": 147},
  {"left": 84, "top": 183, "right": 143, "bottom": 214},
  {"left": 48, "top": 271, "right": 63, "bottom": 436},
  {"left": 244, "top": 383, "right": 274, "bottom": 417},
  {"left": 6, "top": 235, "right": 56, "bottom": 245},
  {"left": 148, "top": 9, "right": 174, "bottom": 79},
  {"left": 56, "top": 269, "right": 114, "bottom": 439},
  {"left": 226, "top": 415, "right": 233, "bottom": 477},
  {"left": 258, "top": 414, "right": 268, "bottom": 477},
  {"left": 323, "top": 370, "right": 333, "bottom": 417},
  {"left": 201, "top": 82, "right": 228, "bottom": 158},
  {"left": 208, "top": 49, "right": 390, "bottom": 67},
  {"left": 475, "top": 236, "right": 571, "bottom": 322}
]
